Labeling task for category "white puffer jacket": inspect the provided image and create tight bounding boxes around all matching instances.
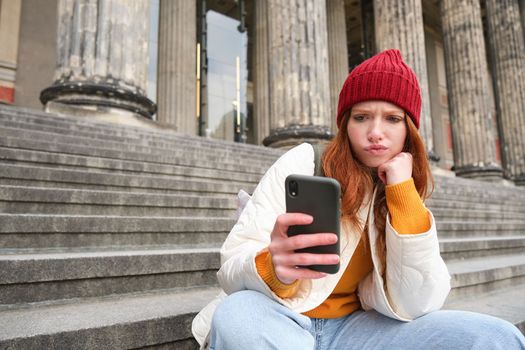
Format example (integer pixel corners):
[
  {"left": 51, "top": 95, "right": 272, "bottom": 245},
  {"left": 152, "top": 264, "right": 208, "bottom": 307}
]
[{"left": 192, "top": 143, "right": 451, "bottom": 347}]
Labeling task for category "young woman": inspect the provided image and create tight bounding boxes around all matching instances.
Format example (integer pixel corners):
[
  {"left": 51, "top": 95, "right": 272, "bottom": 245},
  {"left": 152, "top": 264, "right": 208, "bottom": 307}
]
[{"left": 192, "top": 49, "right": 525, "bottom": 349}]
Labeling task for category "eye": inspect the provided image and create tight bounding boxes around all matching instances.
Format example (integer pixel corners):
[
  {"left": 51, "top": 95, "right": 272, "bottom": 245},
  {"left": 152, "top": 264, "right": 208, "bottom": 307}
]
[
  {"left": 386, "top": 115, "right": 404, "bottom": 123},
  {"left": 351, "top": 114, "right": 367, "bottom": 122}
]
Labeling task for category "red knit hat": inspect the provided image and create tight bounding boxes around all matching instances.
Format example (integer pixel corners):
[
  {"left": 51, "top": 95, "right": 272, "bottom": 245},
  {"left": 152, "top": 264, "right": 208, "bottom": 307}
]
[{"left": 336, "top": 49, "right": 421, "bottom": 129}]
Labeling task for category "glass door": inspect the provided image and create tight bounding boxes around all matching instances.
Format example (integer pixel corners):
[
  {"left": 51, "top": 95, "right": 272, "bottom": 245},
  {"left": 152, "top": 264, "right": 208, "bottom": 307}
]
[{"left": 204, "top": 10, "right": 248, "bottom": 143}]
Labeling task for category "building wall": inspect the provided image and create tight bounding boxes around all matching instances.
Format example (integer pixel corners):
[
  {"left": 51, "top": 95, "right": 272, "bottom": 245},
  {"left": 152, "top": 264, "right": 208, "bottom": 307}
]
[
  {"left": 425, "top": 29, "right": 454, "bottom": 170},
  {"left": 14, "top": 0, "right": 57, "bottom": 109},
  {"left": 0, "top": 0, "right": 22, "bottom": 104},
  {"left": 6, "top": 0, "right": 525, "bottom": 182}
]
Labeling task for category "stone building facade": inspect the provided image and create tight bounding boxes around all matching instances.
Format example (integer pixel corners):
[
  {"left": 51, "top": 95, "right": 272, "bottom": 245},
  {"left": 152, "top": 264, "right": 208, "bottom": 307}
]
[{"left": 1, "top": 0, "right": 524, "bottom": 185}]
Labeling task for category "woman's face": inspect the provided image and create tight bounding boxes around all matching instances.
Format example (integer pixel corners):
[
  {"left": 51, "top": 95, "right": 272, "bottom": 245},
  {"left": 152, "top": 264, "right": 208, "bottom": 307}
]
[{"left": 346, "top": 100, "right": 407, "bottom": 168}]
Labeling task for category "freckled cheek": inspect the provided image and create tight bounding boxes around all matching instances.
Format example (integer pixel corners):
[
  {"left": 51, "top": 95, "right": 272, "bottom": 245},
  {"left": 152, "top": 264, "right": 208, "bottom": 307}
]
[
  {"left": 385, "top": 126, "right": 407, "bottom": 150},
  {"left": 347, "top": 128, "right": 365, "bottom": 145}
]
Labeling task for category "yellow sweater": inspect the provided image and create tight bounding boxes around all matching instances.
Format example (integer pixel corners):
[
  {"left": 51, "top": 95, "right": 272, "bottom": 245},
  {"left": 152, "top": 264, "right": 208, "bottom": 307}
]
[{"left": 255, "top": 178, "right": 430, "bottom": 318}]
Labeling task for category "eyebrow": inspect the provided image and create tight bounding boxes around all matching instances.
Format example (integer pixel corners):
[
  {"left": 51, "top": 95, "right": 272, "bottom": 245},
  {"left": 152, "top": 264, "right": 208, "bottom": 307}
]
[{"left": 351, "top": 109, "right": 404, "bottom": 115}]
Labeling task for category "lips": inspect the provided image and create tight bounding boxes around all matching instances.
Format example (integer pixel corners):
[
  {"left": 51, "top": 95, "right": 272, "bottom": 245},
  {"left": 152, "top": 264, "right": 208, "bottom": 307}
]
[
  {"left": 365, "top": 145, "right": 388, "bottom": 151},
  {"left": 364, "top": 145, "right": 388, "bottom": 155}
]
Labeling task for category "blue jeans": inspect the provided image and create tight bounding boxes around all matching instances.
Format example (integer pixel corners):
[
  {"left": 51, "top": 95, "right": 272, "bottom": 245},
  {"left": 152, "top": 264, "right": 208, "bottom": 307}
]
[{"left": 210, "top": 290, "right": 525, "bottom": 350}]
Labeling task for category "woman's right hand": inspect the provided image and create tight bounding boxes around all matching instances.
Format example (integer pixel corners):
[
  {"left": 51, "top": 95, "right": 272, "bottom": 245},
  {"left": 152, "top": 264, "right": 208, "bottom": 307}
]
[{"left": 268, "top": 213, "right": 340, "bottom": 285}]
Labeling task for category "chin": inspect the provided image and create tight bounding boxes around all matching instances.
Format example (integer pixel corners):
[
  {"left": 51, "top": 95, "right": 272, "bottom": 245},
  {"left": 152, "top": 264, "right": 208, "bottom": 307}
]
[
  {"left": 361, "top": 158, "right": 387, "bottom": 168},
  {"left": 365, "top": 162, "right": 383, "bottom": 168}
]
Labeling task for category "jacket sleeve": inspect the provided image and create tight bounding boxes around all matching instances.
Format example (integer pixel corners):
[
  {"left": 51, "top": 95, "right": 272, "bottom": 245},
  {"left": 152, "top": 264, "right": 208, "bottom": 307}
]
[
  {"left": 216, "top": 143, "right": 314, "bottom": 297},
  {"left": 383, "top": 211, "right": 451, "bottom": 318},
  {"left": 359, "top": 209, "right": 451, "bottom": 321}
]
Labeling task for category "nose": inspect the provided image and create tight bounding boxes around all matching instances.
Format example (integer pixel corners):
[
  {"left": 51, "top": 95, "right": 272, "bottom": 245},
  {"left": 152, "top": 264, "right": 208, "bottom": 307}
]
[{"left": 368, "top": 118, "right": 384, "bottom": 142}]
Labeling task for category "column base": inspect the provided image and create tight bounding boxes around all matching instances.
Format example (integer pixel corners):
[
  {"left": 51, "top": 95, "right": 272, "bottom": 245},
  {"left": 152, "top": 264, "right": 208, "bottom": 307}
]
[
  {"left": 428, "top": 149, "right": 441, "bottom": 162},
  {"left": 453, "top": 164, "right": 504, "bottom": 181},
  {"left": 514, "top": 174, "right": 525, "bottom": 186},
  {"left": 40, "top": 81, "right": 156, "bottom": 119},
  {"left": 44, "top": 101, "right": 170, "bottom": 131},
  {"left": 263, "top": 124, "right": 334, "bottom": 148},
  {"left": 431, "top": 166, "right": 456, "bottom": 178}
]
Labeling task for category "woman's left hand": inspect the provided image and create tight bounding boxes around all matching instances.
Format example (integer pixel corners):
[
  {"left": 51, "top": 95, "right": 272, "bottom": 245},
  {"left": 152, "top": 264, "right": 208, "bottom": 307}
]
[{"left": 377, "top": 152, "right": 413, "bottom": 185}]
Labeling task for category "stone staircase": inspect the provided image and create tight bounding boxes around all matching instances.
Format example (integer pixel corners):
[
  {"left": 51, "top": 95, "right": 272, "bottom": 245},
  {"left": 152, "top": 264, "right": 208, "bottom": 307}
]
[
  {"left": 431, "top": 177, "right": 525, "bottom": 331},
  {"left": 0, "top": 105, "right": 524, "bottom": 348}
]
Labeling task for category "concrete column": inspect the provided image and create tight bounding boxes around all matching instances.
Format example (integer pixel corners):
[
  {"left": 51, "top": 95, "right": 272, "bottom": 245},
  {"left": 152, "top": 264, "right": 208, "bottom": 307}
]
[
  {"left": 40, "top": 0, "right": 156, "bottom": 119},
  {"left": 485, "top": 0, "right": 525, "bottom": 185},
  {"left": 263, "top": 0, "right": 332, "bottom": 147},
  {"left": 519, "top": 0, "right": 525, "bottom": 37},
  {"left": 374, "top": 0, "right": 436, "bottom": 161},
  {"left": 440, "top": 0, "right": 502, "bottom": 180},
  {"left": 254, "top": 0, "right": 271, "bottom": 145},
  {"left": 156, "top": 0, "right": 196, "bottom": 134},
  {"left": 326, "top": 0, "right": 349, "bottom": 133}
]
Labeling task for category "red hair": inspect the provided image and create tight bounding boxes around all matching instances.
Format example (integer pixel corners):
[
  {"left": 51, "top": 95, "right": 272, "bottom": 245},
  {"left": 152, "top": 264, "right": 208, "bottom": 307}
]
[{"left": 322, "top": 111, "right": 433, "bottom": 273}]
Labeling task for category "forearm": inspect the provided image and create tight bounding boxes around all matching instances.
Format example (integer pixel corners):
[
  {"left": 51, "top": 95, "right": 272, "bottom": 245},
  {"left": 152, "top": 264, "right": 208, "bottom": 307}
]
[
  {"left": 385, "top": 178, "right": 430, "bottom": 234},
  {"left": 255, "top": 251, "right": 300, "bottom": 298}
]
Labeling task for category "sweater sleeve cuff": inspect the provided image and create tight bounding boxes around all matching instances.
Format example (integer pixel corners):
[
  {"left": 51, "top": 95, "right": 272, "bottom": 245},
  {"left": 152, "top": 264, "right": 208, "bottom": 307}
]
[
  {"left": 385, "top": 178, "right": 430, "bottom": 234},
  {"left": 255, "top": 251, "right": 300, "bottom": 298}
]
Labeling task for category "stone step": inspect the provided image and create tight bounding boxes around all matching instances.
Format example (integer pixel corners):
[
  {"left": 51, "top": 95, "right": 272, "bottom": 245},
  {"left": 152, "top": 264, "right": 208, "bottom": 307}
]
[
  {"left": 0, "top": 214, "right": 235, "bottom": 234},
  {"left": 0, "top": 105, "right": 271, "bottom": 147},
  {"left": 440, "top": 236, "right": 525, "bottom": 260},
  {"left": 0, "top": 285, "right": 218, "bottom": 349},
  {"left": 4, "top": 110, "right": 525, "bottom": 206},
  {"left": 432, "top": 208, "right": 525, "bottom": 221},
  {"left": 0, "top": 132, "right": 270, "bottom": 177},
  {"left": 0, "top": 164, "right": 255, "bottom": 195},
  {"left": 3, "top": 255, "right": 522, "bottom": 350},
  {"left": 0, "top": 160, "right": 525, "bottom": 215},
  {"left": 429, "top": 189, "right": 525, "bottom": 205},
  {"left": 0, "top": 245, "right": 220, "bottom": 305},
  {"left": 433, "top": 179, "right": 525, "bottom": 199},
  {"left": 445, "top": 281, "right": 525, "bottom": 334},
  {"left": 430, "top": 195, "right": 525, "bottom": 207},
  {"left": 0, "top": 185, "right": 237, "bottom": 217},
  {"left": 436, "top": 221, "right": 525, "bottom": 238},
  {"left": 1, "top": 108, "right": 524, "bottom": 194},
  {"left": 0, "top": 115, "right": 283, "bottom": 163},
  {"left": 0, "top": 262, "right": 521, "bottom": 350},
  {"left": 6, "top": 234, "right": 521, "bottom": 304},
  {"left": 2, "top": 166, "right": 522, "bottom": 221},
  {"left": 447, "top": 253, "right": 525, "bottom": 300},
  {"left": 4, "top": 162, "right": 521, "bottom": 212},
  {"left": 0, "top": 146, "right": 263, "bottom": 184},
  {"left": 427, "top": 198, "right": 525, "bottom": 213},
  {"left": 435, "top": 176, "right": 522, "bottom": 194},
  {"left": 6, "top": 237, "right": 522, "bottom": 307},
  {"left": 0, "top": 214, "right": 234, "bottom": 249},
  {"left": 0, "top": 107, "right": 283, "bottom": 161},
  {"left": 0, "top": 124, "right": 278, "bottom": 172},
  {"left": 0, "top": 116, "right": 134, "bottom": 143}
]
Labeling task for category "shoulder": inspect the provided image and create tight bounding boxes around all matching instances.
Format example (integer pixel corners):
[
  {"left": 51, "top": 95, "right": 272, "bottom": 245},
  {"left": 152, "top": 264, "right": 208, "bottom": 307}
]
[
  {"left": 278, "top": 142, "right": 314, "bottom": 162},
  {"left": 269, "top": 143, "right": 315, "bottom": 177},
  {"left": 250, "top": 143, "right": 315, "bottom": 207}
]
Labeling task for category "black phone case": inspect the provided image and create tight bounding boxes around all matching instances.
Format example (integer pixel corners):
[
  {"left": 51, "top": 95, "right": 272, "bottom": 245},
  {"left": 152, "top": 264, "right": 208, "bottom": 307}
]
[{"left": 285, "top": 174, "right": 341, "bottom": 274}]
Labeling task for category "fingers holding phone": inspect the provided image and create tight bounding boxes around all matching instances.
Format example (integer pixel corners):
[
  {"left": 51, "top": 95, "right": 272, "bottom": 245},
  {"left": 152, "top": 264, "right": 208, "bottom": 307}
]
[
  {"left": 266, "top": 174, "right": 342, "bottom": 285},
  {"left": 269, "top": 213, "right": 339, "bottom": 284}
]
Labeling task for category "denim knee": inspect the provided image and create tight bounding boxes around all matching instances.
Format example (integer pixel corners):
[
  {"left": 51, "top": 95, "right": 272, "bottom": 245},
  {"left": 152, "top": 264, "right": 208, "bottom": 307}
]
[
  {"left": 211, "top": 290, "right": 265, "bottom": 332},
  {"left": 468, "top": 313, "right": 525, "bottom": 349},
  {"left": 210, "top": 290, "right": 314, "bottom": 350},
  {"left": 425, "top": 310, "right": 525, "bottom": 349}
]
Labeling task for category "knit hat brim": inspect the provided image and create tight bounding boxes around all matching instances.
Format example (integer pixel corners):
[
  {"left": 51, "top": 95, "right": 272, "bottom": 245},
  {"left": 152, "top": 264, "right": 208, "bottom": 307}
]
[{"left": 336, "top": 49, "right": 421, "bottom": 129}]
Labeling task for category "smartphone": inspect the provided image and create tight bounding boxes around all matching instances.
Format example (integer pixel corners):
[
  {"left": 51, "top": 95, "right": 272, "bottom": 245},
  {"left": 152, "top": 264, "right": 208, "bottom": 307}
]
[{"left": 285, "top": 174, "right": 341, "bottom": 274}]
